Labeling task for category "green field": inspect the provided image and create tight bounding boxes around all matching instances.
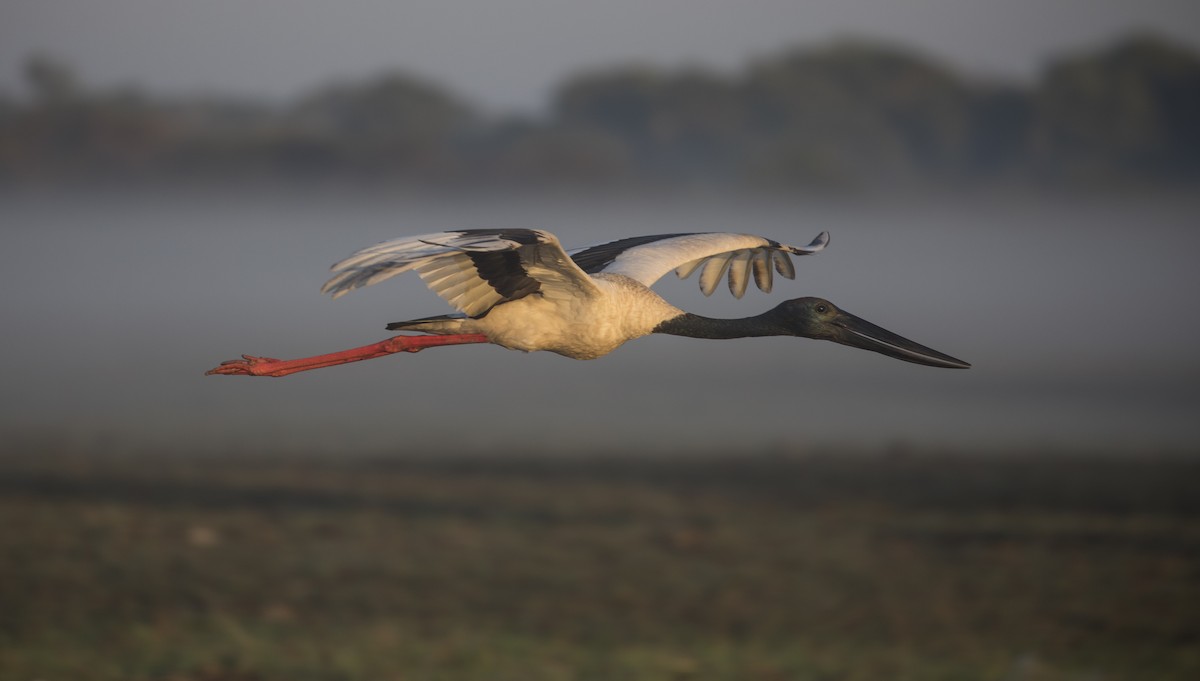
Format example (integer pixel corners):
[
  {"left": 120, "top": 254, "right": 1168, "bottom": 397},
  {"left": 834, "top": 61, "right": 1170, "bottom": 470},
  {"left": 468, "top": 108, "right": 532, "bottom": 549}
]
[{"left": 2, "top": 449, "right": 1198, "bottom": 680}]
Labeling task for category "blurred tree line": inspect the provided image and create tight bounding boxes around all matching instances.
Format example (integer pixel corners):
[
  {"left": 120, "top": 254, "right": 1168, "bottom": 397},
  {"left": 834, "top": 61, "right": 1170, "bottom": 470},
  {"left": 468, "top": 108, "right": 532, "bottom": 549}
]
[{"left": 1, "top": 33, "right": 1197, "bottom": 189}]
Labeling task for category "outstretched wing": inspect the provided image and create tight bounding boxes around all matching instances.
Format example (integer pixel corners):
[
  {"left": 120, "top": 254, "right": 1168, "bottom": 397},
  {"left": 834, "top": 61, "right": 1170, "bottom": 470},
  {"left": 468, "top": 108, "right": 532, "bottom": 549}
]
[
  {"left": 321, "top": 229, "right": 600, "bottom": 317},
  {"left": 569, "top": 231, "right": 829, "bottom": 299}
]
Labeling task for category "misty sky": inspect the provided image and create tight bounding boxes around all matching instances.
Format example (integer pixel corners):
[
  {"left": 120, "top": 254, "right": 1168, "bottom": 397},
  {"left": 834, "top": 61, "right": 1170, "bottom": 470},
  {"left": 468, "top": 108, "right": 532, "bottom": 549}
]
[{"left": 3, "top": 0, "right": 1199, "bottom": 113}]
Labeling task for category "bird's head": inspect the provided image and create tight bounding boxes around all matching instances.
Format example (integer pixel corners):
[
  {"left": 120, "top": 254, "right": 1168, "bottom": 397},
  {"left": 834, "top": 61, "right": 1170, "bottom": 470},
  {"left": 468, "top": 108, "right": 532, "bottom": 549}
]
[{"left": 770, "top": 297, "right": 970, "bottom": 369}]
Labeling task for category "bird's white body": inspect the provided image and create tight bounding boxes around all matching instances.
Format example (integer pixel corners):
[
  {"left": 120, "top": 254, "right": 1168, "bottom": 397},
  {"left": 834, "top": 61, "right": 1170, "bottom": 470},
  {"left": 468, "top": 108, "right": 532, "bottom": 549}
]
[{"left": 433, "top": 274, "right": 683, "bottom": 359}]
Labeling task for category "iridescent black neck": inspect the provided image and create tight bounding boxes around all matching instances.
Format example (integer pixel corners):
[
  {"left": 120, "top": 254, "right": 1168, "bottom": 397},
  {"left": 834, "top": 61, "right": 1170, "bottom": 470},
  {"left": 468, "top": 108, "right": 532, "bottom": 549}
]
[{"left": 652, "top": 311, "right": 788, "bottom": 340}]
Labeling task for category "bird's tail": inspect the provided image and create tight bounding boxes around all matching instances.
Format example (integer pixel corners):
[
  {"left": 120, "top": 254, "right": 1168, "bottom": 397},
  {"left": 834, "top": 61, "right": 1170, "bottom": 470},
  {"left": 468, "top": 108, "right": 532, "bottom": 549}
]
[{"left": 385, "top": 313, "right": 469, "bottom": 333}]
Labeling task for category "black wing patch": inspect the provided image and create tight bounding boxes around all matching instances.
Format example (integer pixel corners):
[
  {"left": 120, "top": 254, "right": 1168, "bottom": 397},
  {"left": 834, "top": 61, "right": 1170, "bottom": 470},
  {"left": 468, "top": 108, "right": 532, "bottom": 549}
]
[
  {"left": 570, "top": 233, "right": 696, "bottom": 274},
  {"left": 468, "top": 250, "right": 541, "bottom": 300},
  {"left": 452, "top": 228, "right": 544, "bottom": 246}
]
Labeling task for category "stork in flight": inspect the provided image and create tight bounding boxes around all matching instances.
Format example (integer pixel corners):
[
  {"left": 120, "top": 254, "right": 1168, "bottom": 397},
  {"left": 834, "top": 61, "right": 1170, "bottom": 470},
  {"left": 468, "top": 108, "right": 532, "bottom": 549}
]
[{"left": 206, "top": 229, "right": 969, "bottom": 377}]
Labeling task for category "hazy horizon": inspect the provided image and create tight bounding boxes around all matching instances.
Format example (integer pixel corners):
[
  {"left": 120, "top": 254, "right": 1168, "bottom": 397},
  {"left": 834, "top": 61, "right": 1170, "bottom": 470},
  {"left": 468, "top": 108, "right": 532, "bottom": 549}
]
[{"left": 3, "top": 187, "right": 1197, "bottom": 456}]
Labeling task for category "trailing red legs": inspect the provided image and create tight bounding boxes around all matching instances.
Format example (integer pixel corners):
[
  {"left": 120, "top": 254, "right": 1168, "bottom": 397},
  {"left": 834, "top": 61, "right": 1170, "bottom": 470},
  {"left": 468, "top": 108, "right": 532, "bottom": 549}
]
[{"left": 204, "top": 333, "right": 490, "bottom": 377}]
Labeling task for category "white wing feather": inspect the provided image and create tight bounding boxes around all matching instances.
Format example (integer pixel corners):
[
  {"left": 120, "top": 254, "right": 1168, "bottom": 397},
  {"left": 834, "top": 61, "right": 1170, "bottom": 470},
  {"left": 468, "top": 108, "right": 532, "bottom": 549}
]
[
  {"left": 321, "top": 229, "right": 600, "bottom": 316},
  {"left": 589, "top": 232, "right": 829, "bottom": 297}
]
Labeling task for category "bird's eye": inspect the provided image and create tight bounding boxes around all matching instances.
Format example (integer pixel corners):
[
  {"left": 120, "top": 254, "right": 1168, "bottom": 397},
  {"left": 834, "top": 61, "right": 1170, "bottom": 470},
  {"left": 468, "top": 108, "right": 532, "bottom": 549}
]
[{"left": 816, "top": 304, "right": 828, "bottom": 314}]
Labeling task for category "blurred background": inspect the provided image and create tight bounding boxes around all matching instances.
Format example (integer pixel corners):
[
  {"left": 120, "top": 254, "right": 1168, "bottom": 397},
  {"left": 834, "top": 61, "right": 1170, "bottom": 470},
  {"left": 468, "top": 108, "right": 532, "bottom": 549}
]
[{"left": 2, "top": 2, "right": 1199, "bottom": 680}]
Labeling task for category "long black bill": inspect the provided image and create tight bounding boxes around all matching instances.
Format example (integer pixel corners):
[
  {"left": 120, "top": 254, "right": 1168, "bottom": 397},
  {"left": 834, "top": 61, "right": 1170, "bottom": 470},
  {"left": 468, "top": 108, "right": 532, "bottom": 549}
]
[{"left": 831, "top": 310, "right": 971, "bottom": 369}]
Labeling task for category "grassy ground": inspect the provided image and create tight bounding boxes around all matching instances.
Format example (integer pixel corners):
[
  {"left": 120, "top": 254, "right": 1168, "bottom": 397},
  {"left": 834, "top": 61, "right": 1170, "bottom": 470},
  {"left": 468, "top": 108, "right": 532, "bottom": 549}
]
[{"left": 1, "top": 448, "right": 1198, "bottom": 680}]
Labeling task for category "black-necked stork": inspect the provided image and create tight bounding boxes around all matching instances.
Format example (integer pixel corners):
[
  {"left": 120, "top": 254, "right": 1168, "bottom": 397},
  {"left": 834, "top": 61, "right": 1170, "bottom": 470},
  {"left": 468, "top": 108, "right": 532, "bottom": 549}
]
[{"left": 207, "top": 229, "right": 969, "bottom": 377}]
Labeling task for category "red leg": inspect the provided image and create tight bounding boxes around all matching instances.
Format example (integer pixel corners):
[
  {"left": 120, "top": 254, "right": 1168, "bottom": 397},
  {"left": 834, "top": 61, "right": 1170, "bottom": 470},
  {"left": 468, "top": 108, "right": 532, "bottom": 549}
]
[{"left": 205, "top": 333, "right": 490, "bottom": 378}]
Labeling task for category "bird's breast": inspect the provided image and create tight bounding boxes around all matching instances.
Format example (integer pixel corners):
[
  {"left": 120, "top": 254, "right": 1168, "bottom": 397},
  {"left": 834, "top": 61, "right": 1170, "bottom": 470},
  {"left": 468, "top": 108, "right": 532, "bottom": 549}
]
[{"left": 473, "top": 275, "right": 682, "bottom": 360}]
